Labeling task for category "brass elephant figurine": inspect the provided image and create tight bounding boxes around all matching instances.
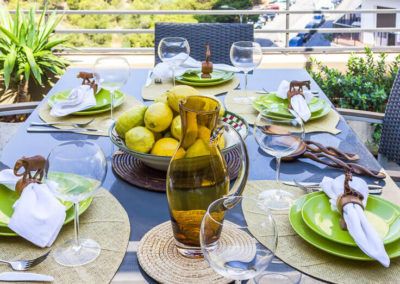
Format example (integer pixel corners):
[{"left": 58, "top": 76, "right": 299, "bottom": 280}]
[{"left": 13, "top": 155, "right": 46, "bottom": 194}]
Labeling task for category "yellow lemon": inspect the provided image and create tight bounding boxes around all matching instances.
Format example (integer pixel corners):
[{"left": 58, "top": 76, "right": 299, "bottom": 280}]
[
  {"left": 198, "top": 126, "right": 211, "bottom": 142},
  {"left": 115, "top": 105, "right": 147, "bottom": 137},
  {"left": 171, "top": 115, "right": 182, "bottom": 140},
  {"left": 174, "top": 147, "right": 186, "bottom": 159},
  {"left": 144, "top": 102, "right": 173, "bottom": 132},
  {"left": 182, "top": 112, "right": 198, "bottom": 149},
  {"left": 166, "top": 85, "right": 199, "bottom": 112},
  {"left": 151, "top": 138, "right": 180, "bottom": 156},
  {"left": 185, "top": 139, "right": 210, "bottom": 158},
  {"left": 218, "top": 135, "right": 225, "bottom": 149},
  {"left": 125, "top": 126, "right": 155, "bottom": 153}
]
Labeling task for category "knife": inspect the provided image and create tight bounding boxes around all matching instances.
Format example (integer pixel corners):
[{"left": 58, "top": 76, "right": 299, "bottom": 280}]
[
  {"left": 27, "top": 127, "right": 105, "bottom": 133},
  {"left": 282, "top": 181, "right": 383, "bottom": 190},
  {"left": 0, "top": 272, "right": 54, "bottom": 282}
]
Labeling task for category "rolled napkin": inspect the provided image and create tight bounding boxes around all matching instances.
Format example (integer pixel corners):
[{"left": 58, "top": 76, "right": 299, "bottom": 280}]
[
  {"left": 152, "top": 55, "right": 238, "bottom": 81},
  {"left": 321, "top": 175, "right": 390, "bottom": 267},
  {"left": 275, "top": 80, "right": 314, "bottom": 122},
  {"left": 8, "top": 183, "right": 66, "bottom": 248},
  {"left": 50, "top": 85, "right": 96, "bottom": 117},
  {"left": 0, "top": 169, "right": 19, "bottom": 190}
]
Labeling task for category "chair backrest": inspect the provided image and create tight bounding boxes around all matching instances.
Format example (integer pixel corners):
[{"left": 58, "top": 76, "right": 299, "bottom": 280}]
[
  {"left": 154, "top": 23, "right": 254, "bottom": 65},
  {"left": 379, "top": 71, "right": 400, "bottom": 163}
]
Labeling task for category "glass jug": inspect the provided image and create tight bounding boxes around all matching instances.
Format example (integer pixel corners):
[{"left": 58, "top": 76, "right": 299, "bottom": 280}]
[{"left": 166, "top": 96, "right": 249, "bottom": 258}]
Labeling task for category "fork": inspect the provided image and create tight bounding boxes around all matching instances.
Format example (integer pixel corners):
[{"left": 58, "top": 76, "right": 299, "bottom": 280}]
[
  {"left": 30, "top": 118, "right": 95, "bottom": 129},
  {"left": 293, "top": 180, "right": 317, "bottom": 194},
  {"left": 0, "top": 251, "right": 50, "bottom": 271}
]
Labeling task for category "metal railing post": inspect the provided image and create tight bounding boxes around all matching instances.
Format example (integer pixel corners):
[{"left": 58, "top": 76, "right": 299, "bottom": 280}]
[{"left": 285, "top": 0, "right": 290, "bottom": 48}]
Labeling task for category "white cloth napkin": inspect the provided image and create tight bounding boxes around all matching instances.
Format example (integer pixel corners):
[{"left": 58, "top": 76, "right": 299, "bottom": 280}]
[
  {"left": 8, "top": 183, "right": 66, "bottom": 248},
  {"left": 152, "top": 55, "right": 238, "bottom": 81},
  {"left": 0, "top": 169, "right": 19, "bottom": 190},
  {"left": 275, "top": 80, "right": 314, "bottom": 122},
  {"left": 50, "top": 85, "right": 96, "bottom": 117},
  {"left": 321, "top": 175, "right": 390, "bottom": 267}
]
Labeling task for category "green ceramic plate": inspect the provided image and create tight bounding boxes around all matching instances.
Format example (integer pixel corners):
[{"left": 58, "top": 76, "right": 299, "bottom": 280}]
[
  {"left": 289, "top": 192, "right": 400, "bottom": 261},
  {"left": 48, "top": 89, "right": 125, "bottom": 115},
  {"left": 175, "top": 70, "right": 234, "bottom": 87},
  {"left": 302, "top": 194, "right": 400, "bottom": 247},
  {"left": 253, "top": 93, "right": 326, "bottom": 118},
  {"left": 181, "top": 70, "right": 229, "bottom": 83}
]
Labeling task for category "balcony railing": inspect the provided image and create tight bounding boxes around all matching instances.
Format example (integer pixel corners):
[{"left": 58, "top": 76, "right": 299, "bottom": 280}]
[{"left": 11, "top": 8, "right": 400, "bottom": 54}]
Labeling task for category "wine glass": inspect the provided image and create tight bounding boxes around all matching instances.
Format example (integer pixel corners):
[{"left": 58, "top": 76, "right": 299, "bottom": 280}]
[
  {"left": 45, "top": 141, "right": 107, "bottom": 267},
  {"left": 158, "top": 37, "right": 190, "bottom": 86},
  {"left": 230, "top": 41, "right": 263, "bottom": 103},
  {"left": 94, "top": 56, "right": 130, "bottom": 123},
  {"left": 254, "top": 112, "right": 304, "bottom": 211},
  {"left": 200, "top": 196, "right": 278, "bottom": 283}
]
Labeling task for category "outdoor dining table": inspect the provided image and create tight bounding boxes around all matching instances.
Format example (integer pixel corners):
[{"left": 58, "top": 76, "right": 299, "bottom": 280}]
[{"left": 0, "top": 67, "right": 389, "bottom": 283}]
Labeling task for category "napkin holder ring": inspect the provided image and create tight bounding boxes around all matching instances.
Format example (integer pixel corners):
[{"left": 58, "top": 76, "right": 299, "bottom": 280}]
[
  {"left": 336, "top": 171, "right": 365, "bottom": 230},
  {"left": 287, "top": 80, "right": 310, "bottom": 109},
  {"left": 77, "top": 72, "right": 98, "bottom": 94},
  {"left": 201, "top": 43, "right": 213, "bottom": 79},
  {"left": 13, "top": 155, "right": 46, "bottom": 195}
]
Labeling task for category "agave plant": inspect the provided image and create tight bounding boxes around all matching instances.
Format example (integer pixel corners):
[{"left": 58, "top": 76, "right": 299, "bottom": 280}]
[{"left": 0, "top": 5, "right": 68, "bottom": 102}]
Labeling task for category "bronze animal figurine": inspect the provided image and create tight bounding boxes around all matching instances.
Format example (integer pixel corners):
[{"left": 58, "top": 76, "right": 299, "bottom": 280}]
[
  {"left": 201, "top": 43, "right": 213, "bottom": 79},
  {"left": 287, "top": 80, "right": 311, "bottom": 109},
  {"left": 77, "top": 72, "right": 98, "bottom": 94},
  {"left": 13, "top": 155, "right": 46, "bottom": 194}
]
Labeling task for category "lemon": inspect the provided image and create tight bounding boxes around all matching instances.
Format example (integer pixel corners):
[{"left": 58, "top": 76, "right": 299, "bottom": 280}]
[
  {"left": 125, "top": 126, "right": 155, "bottom": 153},
  {"left": 175, "top": 147, "right": 186, "bottom": 159},
  {"left": 166, "top": 85, "right": 199, "bottom": 112},
  {"left": 154, "top": 93, "right": 168, "bottom": 104},
  {"left": 171, "top": 116, "right": 182, "bottom": 140},
  {"left": 218, "top": 135, "right": 225, "bottom": 149},
  {"left": 151, "top": 138, "right": 180, "bottom": 156},
  {"left": 115, "top": 105, "right": 147, "bottom": 137},
  {"left": 144, "top": 102, "right": 173, "bottom": 132},
  {"left": 185, "top": 139, "right": 210, "bottom": 158},
  {"left": 198, "top": 125, "right": 211, "bottom": 142}
]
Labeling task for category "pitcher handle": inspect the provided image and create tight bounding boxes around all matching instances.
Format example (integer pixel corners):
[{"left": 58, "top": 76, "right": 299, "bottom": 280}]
[{"left": 216, "top": 122, "right": 250, "bottom": 197}]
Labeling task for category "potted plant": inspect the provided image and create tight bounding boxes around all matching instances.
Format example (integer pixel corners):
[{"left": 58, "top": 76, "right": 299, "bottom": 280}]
[{"left": 0, "top": 5, "right": 68, "bottom": 104}]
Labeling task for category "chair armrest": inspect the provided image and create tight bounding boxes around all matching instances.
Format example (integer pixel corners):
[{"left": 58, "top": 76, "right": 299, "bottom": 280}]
[
  {"left": 337, "top": 108, "right": 384, "bottom": 124},
  {"left": 386, "top": 170, "right": 400, "bottom": 182},
  {"left": 0, "top": 102, "right": 40, "bottom": 117}
]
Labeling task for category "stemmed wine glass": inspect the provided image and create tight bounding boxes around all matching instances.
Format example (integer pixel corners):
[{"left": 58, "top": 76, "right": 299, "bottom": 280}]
[
  {"left": 254, "top": 112, "right": 304, "bottom": 210},
  {"left": 230, "top": 41, "right": 263, "bottom": 103},
  {"left": 200, "top": 196, "right": 278, "bottom": 283},
  {"left": 45, "top": 141, "right": 107, "bottom": 267},
  {"left": 158, "top": 37, "right": 190, "bottom": 86},
  {"left": 94, "top": 56, "right": 130, "bottom": 123}
]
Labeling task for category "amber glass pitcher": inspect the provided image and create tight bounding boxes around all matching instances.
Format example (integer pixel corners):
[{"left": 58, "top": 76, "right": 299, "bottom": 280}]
[{"left": 166, "top": 96, "right": 249, "bottom": 258}]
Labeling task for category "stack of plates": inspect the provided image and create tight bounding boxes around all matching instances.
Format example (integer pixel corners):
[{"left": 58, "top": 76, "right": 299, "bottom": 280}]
[
  {"left": 252, "top": 93, "right": 331, "bottom": 121},
  {"left": 175, "top": 70, "right": 234, "bottom": 87},
  {"left": 0, "top": 183, "right": 92, "bottom": 236},
  {"left": 289, "top": 191, "right": 400, "bottom": 260},
  {"left": 48, "top": 89, "right": 126, "bottom": 116}
]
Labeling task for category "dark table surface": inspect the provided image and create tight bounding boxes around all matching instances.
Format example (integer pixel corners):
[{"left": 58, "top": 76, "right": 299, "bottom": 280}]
[{"left": 0, "top": 68, "right": 386, "bottom": 283}]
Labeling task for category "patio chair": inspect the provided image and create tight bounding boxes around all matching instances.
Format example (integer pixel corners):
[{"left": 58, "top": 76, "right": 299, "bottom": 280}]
[
  {"left": 154, "top": 23, "right": 254, "bottom": 65},
  {"left": 338, "top": 71, "right": 400, "bottom": 180}
]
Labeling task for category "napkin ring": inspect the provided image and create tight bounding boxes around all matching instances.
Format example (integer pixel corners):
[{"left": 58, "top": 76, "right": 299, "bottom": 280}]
[
  {"left": 77, "top": 72, "right": 98, "bottom": 94},
  {"left": 336, "top": 171, "right": 364, "bottom": 230},
  {"left": 13, "top": 155, "right": 46, "bottom": 195},
  {"left": 287, "top": 80, "right": 310, "bottom": 109}
]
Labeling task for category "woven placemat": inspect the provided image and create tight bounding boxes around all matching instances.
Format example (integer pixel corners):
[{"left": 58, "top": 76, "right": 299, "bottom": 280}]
[
  {"left": 38, "top": 95, "right": 142, "bottom": 136},
  {"left": 141, "top": 77, "right": 240, "bottom": 100},
  {"left": 138, "top": 221, "right": 256, "bottom": 284},
  {"left": 112, "top": 147, "right": 241, "bottom": 192},
  {"left": 243, "top": 178, "right": 400, "bottom": 284},
  {"left": 0, "top": 189, "right": 130, "bottom": 283},
  {"left": 224, "top": 90, "right": 341, "bottom": 135}
]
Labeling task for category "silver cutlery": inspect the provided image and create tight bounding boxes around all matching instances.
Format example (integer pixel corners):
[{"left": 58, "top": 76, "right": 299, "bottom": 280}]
[
  {"left": 0, "top": 251, "right": 50, "bottom": 271},
  {"left": 27, "top": 127, "right": 104, "bottom": 133},
  {"left": 283, "top": 181, "right": 382, "bottom": 190},
  {"left": 30, "top": 118, "right": 95, "bottom": 129},
  {"left": 0, "top": 272, "right": 53, "bottom": 282},
  {"left": 286, "top": 180, "right": 383, "bottom": 195}
]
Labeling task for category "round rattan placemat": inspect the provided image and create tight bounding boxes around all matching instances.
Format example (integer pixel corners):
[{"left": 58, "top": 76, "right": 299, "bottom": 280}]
[
  {"left": 137, "top": 221, "right": 256, "bottom": 284},
  {"left": 112, "top": 147, "right": 241, "bottom": 192}
]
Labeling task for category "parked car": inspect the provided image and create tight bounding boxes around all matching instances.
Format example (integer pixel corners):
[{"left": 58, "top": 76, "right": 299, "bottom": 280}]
[
  {"left": 305, "top": 21, "right": 318, "bottom": 36},
  {"left": 266, "top": 3, "right": 280, "bottom": 10},
  {"left": 270, "top": 0, "right": 291, "bottom": 10},
  {"left": 313, "top": 14, "right": 325, "bottom": 26},
  {"left": 289, "top": 36, "right": 304, "bottom": 47},
  {"left": 262, "top": 12, "right": 276, "bottom": 21},
  {"left": 315, "top": 0, "right": 334, "bottom": 10}
]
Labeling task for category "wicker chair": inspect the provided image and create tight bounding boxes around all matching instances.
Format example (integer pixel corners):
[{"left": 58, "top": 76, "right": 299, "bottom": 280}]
[
  {"left": 154, "top": 23, "right": 254, "bottom": 65},
  {"left": 338, "top": 71, "right": 400, "bottom": 180}
]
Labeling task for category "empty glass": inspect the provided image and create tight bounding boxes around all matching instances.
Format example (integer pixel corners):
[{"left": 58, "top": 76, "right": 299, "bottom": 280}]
[
  {"left": 254, "top": 113, "right": 304, "bottom": 210},
  {"left": 94, "top": 56, "right": 130, "bottom": 122},
  {"left": 46, "top": 141, "right": 107, "bottom": 266},
  {"left": 158, "top": 37, "right": 190, "bottom": 86},
  {"left": 200, "top": 196, "right": 277, "bottom": 283},
  {"left": 230, "top": 41, "right": 263, "bottom": 103}
]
